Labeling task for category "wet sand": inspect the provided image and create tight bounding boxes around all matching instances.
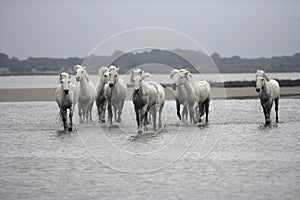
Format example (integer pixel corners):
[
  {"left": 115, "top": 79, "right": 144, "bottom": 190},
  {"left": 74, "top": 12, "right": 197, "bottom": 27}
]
[{"left": 0, "top": 86, "right": 299, "bottom": 102}]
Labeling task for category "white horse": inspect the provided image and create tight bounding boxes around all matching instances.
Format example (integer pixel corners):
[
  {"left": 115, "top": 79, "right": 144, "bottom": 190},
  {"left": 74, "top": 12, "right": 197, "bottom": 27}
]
[
  {"left": 255, "top": 70, "right": 280, "bottom": 124},
  {"left": 95, "top": 66, "right": 110, "bottom": 123},
  {"left": 170, "top": 69, "right": 189, "bottom": 121},
  {"left": 173, "top": 69, "right": 210, "bottom": 124},
  {"left": 104, "top": 66, "right": 127, "bottom": 125},
  {"left": 55, "top": 72, "right": 77, "bottom": 131},
  {"left": 74, "top": 65, "right": 95, "bottom": 123},
  {"left": 131, "top": 69, "right": 165, "bottom": 134}
]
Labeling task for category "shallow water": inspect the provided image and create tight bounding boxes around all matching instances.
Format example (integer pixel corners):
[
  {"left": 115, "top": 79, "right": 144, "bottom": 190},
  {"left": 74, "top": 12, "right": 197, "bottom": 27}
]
[{"left": 0, "top": 99, "right": 300, "bottom": 199}]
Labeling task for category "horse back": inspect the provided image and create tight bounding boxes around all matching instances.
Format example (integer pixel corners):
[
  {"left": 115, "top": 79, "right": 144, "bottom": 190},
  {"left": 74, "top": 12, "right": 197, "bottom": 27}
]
[
  {"left": 196, "top": 81, "right": 211, "bottom": 101},
  {"left": 147, "top": 82, "right": 165, "bottom": 105},
  {"left": 270, "top": 79, "right": 280, "bottom": 99}
]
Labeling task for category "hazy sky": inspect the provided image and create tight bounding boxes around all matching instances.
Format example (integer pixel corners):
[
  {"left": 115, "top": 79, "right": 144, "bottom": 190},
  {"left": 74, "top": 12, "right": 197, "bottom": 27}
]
[{"left": 0, "top": 0, "right": 299, "bottom": 59}]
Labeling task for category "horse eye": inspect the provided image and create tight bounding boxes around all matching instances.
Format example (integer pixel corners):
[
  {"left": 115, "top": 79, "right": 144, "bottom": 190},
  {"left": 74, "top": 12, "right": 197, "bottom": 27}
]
[
  {"left": 81, "top": 71, "right": 84, "bottom": 73},
  {"left": 68, "top": 81, "right": 70, "bottom": 83},
  {"left": 60, "top": 81, "right": 63, "bottom": 83},
  {"left": 115, "top": 75, "right": 117, "bottom": 77},
  {"left": 104, "top": 75, "right": 107, "bottom": 77}
]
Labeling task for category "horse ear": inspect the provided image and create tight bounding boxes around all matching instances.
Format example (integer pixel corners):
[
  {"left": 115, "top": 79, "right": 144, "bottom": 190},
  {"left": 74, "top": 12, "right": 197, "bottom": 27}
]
[
  {"left": 117, "top": 67, "right": 120, "bottom": 72},
  {"left": 139, "top": 70, "right": 143, "bottom": 75},
  {"left": 183, "top": 71, "right": 189, "bottom": 76},
  {"left": 142, "top": 72, "right": 152, "bottom": 79}
]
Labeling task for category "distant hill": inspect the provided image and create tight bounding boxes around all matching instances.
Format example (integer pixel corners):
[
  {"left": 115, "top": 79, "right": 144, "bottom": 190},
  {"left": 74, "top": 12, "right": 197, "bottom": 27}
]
[{"left": 0, "top": 50, "right": 300, "bottom": 75}]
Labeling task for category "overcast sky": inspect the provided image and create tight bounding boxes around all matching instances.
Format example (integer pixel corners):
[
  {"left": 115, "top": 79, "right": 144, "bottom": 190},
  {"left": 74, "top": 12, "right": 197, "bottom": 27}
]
[{"left": 0, "top": 0, "right": 299, "bottom": 59}]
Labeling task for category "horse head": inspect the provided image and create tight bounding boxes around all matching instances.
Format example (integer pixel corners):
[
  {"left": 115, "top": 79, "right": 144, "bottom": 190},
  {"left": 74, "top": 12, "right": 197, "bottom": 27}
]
[
  {"left": 108, "top": 65, "right": 119, "bottom": 87},
  {"left": 98, "top": 66, "right": 110, "bottom": 84},
  {"left": 59, "top": 72, "right": 71, "bottom": 95},
  {"left": 171, "top": 68, "right": 190, "bottom": 86},
  {"left": 74, "top": 65, "right": 89, "bottom": 82},
  {"left": 255, "top": 70, "right": 269, "bottom": 93},
  {"left": 131, "top": 69, "right": 152, "bottom": 94}
]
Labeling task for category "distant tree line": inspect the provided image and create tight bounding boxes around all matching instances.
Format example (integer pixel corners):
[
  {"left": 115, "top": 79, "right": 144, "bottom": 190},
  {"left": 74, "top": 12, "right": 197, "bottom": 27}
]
[{"left": 0, "top": 50, "right": 300, "bottom": 75}]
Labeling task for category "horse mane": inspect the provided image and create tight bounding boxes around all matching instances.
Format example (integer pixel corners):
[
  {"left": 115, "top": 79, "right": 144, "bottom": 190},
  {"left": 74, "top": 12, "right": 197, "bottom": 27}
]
[
  {"left": 98, "top": 66, "right": 108, "bottom": 77},
  {"left": 85, "top": 72, "right": 90, "bottom": 82},
  {"left": 130, "top": 68, "right": 143, "bottom": 82},
  {"left": 58, "top": 72, "right": 70, "bottom": 83},
  {"left": 74, "top": 65, "right": 82, "bottom": 72},
  {"left": 256, "top": 70, "right": 270, "bottom": 81},
  {"left": 170, "top": 68, "right": 190, "bottom": 80},
  {"left": 170, "top": 69, "right": 179, "bottom": 79}
]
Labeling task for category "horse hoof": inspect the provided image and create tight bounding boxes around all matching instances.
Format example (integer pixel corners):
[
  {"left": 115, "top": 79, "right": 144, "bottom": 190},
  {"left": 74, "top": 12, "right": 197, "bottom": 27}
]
[
  {"left": 116, "top": 118, "right": 121, "bottom": 123},
  {"left": 68, "top": 127, "right": 72, "bottom": 132},
  {"left": 265, "top": 121, "right": 271, "bottom": 125},
  {"left": 138, "top": 130, "right": 143, "bottom": 134}
]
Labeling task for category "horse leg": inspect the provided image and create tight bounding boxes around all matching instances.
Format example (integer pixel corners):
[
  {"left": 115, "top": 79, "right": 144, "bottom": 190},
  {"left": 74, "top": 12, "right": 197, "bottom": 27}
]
[
  {"left": 158, "top": 103, "right": 164, "bottom": 128},
  {"left": 117, "top": 101, "right": 124, "bottom": 123},
  {"left": 78, "top": 103, "right": 83, "bottom": 124},
  {"left": 82, "top": 104, "right": 88, "bottom": 123},
  {"left": 134, "top": 107, "right": 140, "bottom": 131},
  {"left": 197, "top": 102, "right": 203, "bottom": 123},
  {"left": 100, "top": 101, "right": 106, "bottom": 123},
  {"left": 68, "top": 107, "right": 73, "bottom": 131},
  {"left": 149, "top": 105, "right": 157, "bottom": 131},
  {"left": 274, "top": 98, "right": 279, "bottom": 123},
  {"left": 188, "top": 104, "right": 194, "bottom": 125},
  {"left": 89, "top": 102, "right": 93, "bottom": 122},
  {"left": 96, "top": 102, "right": 101, "bottom": 123},
  {"left": 176, "top": 99, "right": 181, "bottom": 120},
  {"left": 113, "top": 105, "right": 117, "bottom": 123},
  {"left": 192, "top": 102, "right": 199, "bottom": 124},
  {"left": 182, "top": 103, "right": 188, "bottom": 120},
  {"left": 261, "top": 100, "right": 271, "bottom": 125},
  {"left": 140, "top": 106, "right": 148, "bottom": 133},
  {"left": 205, "top": 99, "right": 209, "bottom": 124},
  {"left": 61, "top": 109, "right": 68, "bottom": 131},
  {"left": 107, "top": 99, "right": 113, "bottom": 125}
]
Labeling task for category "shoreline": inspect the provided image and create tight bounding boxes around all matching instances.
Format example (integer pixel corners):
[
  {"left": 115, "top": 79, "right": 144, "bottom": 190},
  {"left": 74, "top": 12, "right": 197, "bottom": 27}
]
[{"left": 0, "top": 86, "right": 300, "bottom": 102}]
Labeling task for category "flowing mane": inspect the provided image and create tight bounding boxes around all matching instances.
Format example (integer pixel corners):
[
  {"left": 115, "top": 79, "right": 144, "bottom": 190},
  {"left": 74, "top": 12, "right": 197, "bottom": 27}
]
[
  {"left": 256, "top": 70, "right": 270, "bottom": 81},
  {"left": 58, "top": 72, "right": 69, "bottom": 83}
]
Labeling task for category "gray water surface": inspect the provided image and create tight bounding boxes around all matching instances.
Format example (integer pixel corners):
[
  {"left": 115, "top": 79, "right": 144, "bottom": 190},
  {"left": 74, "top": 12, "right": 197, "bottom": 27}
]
[{"left": 0, "top": 100, "right": 300, "bottom": 199}]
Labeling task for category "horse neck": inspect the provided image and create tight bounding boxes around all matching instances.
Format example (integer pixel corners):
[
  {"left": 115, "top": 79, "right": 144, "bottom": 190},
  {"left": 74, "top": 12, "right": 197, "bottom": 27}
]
[
  {"left": 79, "top": 76, "right": 89, "bottom": 89},
  {"left": 183, "top": 78, "right": 195, "bottom": 92},
  {"left": 79, "top": 76, "right": 91, "bottom": 96},
  {"left": 177, "top": 85, "right": 186, "bottom": 94},
  {"left": 98, "top": 79, "right": 106, "bottom": 90},
  {"left": 261, "top": 80, "right": 269, "bottom": 93},
  {"left": 138, "top": 82, "right": 147, "bottom": 95}
]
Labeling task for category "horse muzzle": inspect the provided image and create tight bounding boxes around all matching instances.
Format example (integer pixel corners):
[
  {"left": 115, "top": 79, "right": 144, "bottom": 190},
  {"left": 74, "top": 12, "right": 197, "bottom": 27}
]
[
  {"left": 64, "top": 90, "right": 69, "bottom": 95},
  {"left": 134, "top": 89, "right": 140, "bottom": 94},
  {"left": 256, "top": 88, "right": 260, "bottom": 93},
  {"left": 172, "top": 84, "right": 177, "bottom": 90},
  {"left": 75, "top": 77, "right": 80, "bottom": 82},
  {"left": 109, "top": 83, "right": 114, "bottom": 87}
]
